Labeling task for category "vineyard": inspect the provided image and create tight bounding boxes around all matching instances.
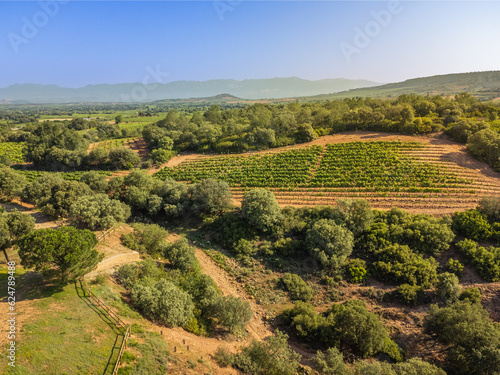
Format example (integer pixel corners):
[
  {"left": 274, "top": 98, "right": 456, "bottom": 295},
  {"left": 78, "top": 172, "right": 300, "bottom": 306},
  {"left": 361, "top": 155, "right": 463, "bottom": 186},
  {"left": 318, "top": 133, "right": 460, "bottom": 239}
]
[
  {"left": 88, "top": 137, "right": 135, "bottom": 152},
  {"left": 0, "top": 142, "right": 25, "bottom": 164},
  {"left": 154, "top": 140, "right": 500, "bottom": 213}
]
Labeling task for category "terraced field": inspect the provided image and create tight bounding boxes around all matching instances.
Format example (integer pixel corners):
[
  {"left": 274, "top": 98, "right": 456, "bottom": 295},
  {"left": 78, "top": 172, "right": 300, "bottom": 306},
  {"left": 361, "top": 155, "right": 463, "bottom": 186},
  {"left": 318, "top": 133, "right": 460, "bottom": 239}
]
[{"left": 154, "top": 133, "right": 500, "bottom": 214}]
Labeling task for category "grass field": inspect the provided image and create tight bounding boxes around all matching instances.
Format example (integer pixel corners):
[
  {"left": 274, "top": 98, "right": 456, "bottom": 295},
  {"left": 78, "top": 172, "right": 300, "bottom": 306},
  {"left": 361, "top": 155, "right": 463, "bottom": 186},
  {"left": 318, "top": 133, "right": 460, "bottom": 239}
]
[
  {"left": 0, "top": 267, "right": 121, "bottom": 375},
  {"left": 154, "top": 138, "right": 500, "bottom": 213}
]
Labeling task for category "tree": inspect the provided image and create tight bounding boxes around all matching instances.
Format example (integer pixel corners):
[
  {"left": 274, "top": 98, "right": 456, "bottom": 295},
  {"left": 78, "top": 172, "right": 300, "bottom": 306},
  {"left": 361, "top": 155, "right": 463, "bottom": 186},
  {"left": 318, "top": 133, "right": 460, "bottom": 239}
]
[
  {"left": 333, "top": 199, "right": 374, "bottom": 236},
  {"left": 0, "top": 209, "right": 35, "bottom": 261},
  {"left": 0, "top": 167, "right": 27, "bottom": 200},
  {"left": 108, "top": 147, "right": 140, "bottom": 169},
  {"left": 189, "top": 178, "right": 232, "bottom": 216},
  {"left": 436, "top": 272, "right": 461, "bottom": 304},
  {"left": 24, "top": 178, "right": 93, "bottom": 218},
  {"left": 241, "top": 188, "right": 283, "bottom": 232},
  {"left": 306, "top": 219, "right": 354, "bottom": 269},
  {"left": 80, "top": 171, "right": 108, "bottom": 193},
  {"left": 115, "top": 115, "right": 123, "bottom": 124},
  {"left": 295, "top": 123, "right": 317, "bottom": 143},
  {"left": 69, "top": 194, "right": 131, "bottom": 230},
  {"left": 18, "top": 227, "right": 102, "bottom": 283},
  {"left": 163, "top": 238, "right": 200, "bottom": 273},
  {"left": 425, "top": 301, "right": 500, "bottom": 375},
  {"left": 131, "top": 278, "right": 194, "bottom": 327}
]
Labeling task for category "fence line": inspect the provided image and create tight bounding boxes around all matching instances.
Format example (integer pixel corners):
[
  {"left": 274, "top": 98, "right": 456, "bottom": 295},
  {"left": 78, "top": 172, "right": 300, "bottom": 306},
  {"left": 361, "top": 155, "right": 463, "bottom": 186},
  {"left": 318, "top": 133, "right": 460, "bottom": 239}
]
[{"left": 80, "top": 278, "right": 130, "bottom": 375}]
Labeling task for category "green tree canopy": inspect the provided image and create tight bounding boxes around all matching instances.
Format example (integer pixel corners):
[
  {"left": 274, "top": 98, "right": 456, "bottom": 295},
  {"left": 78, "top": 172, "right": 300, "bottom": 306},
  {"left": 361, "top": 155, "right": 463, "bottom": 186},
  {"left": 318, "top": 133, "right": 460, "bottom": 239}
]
[
  {"left": 131, "top": 278, "right": 194, "bottom": 327},
  {"left": 18, "top": 226, "right": 102, "bottom": 283},
  {"left": 189, "top": 178, "right": 232, "bottom": 216},
  {"left": 306, "top": 219, "right": 354, "bottom": 269},
  {"left": 0, "top": 167, "right": 27, "bottom": 200},
  {"left": 69, "top": 194, "right": 131, "bottom": 230},
  {"left": 241, "top": 188, "right": 283, "bottom": 232}
]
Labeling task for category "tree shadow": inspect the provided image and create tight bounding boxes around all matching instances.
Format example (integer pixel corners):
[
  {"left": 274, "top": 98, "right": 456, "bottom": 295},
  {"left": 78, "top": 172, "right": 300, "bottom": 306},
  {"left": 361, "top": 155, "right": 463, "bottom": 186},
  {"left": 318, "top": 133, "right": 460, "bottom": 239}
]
[{"left": 74, "top": 280, "right": 127, "bottom": 375}]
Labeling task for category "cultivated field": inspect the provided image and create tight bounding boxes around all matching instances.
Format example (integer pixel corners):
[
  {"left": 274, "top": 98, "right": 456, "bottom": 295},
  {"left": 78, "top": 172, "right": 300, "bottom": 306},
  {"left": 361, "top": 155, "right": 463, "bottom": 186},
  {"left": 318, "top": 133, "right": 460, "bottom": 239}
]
[{"left": 155, "top": 132, "right": 500, "bottom": 214}]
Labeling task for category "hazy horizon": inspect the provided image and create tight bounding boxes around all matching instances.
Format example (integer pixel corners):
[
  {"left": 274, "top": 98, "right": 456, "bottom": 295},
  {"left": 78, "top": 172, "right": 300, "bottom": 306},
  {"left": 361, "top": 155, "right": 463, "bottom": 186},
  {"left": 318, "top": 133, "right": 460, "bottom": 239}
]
[{"left": 2, "top": 1, "right": 500, "bottom": 88}]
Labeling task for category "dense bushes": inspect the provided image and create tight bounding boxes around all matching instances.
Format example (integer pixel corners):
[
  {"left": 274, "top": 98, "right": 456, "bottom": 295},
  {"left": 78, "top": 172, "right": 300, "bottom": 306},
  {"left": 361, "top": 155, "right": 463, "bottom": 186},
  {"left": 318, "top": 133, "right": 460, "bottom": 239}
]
[
  {"left": 425, "top": 301, "right": 500, "bottom": 375},
  {"left": 117, "top": 237, "right": 253, "bottom": 335},
  {"left": 283, "top": 300, "right": 402, "bottom": 360},
  {"left": 371, "top": 244, "right": 438, "bottom": 287},
  {"left": 69, "top": 194, "right": 131, "bottom": 230},
  {"left": 131, "top": 278, "right": 194, "bottom": 327},
  {"left": 456, "top": 239, "right": 500, "bottom": 281},
  {"left": 216, "top": 330, "right": 301, "bottom": 375},
  {"left": 280, "top": 273, "right": 314, "bottom": 301},
  {"left": 306, "top": 219, "right": 354, "bottom": 269},
  {"left": 453, "top": 209, "right": 493, "bottom": 241}
]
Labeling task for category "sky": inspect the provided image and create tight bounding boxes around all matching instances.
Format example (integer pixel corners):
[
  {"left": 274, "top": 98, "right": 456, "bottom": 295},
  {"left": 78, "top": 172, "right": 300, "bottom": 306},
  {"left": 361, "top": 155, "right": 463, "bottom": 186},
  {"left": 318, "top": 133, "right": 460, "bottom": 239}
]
[{"left": 1, "top": 1, "right": 499, "bottom": 88}]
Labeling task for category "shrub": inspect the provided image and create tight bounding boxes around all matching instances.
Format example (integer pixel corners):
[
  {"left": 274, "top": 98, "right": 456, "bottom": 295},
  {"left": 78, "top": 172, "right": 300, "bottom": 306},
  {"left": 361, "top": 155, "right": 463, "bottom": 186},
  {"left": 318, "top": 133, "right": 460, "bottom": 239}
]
[
  {"left": 453, "top": 210, "right": 492, "bottom": 241},
  {"left": 371, "top": 244, "right": 438, "bottom": 287},
  {"left": 446, "top": 258, "right": 464, "bottom": 276},
  {"left": 396, "top": 284, "right": 424, "bottom": 305},
  {"left": 456, "top": 239, "right": 500, "bottom": 282},
  {"left": 163, "top": 238, "right": 199, "bottom": 273},
  {"left": 310, "top": 348, "right": 348, "bottom": 375},
  {"left": 425, "top": 301, "right": 500, "bottom": 375},
  {"left": 280, "top": 273, "right": 314, "bottom": 302},
  {"left": 345, "top": 258, "right": 369, "bottom": 283},
  {"left": 233, "top": 238, "right": 257, "bottom": 257},
  {"left": 436, "top": 272, "right": 461, "bottom": 304},
  {"left": 477, "top": 196, "right": 500, "bottom": 223},
  {"left": 306, "top": 219, "right": 354, "bottom": 269},
  {"left": 213, "top": 296, "right": 253, "bottom": 334},
  {"left": 459, "top": 287, "right": 482, "bottom": 304},
  {"left": 232, "top": 330, "right": 301, "bottom": 375},
  {"left": 131, "top": 278, "right": 194, "bottom": 327},
  {"left": 241, "top": 188, "right": 283, "bottom": 232}
]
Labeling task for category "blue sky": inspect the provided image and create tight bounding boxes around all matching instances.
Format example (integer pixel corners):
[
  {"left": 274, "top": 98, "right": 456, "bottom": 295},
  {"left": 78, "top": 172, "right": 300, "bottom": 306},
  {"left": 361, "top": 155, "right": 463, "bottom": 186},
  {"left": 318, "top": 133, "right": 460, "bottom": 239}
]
[{"left": 1, "top": 1, "right": 499, "bottom": 87}]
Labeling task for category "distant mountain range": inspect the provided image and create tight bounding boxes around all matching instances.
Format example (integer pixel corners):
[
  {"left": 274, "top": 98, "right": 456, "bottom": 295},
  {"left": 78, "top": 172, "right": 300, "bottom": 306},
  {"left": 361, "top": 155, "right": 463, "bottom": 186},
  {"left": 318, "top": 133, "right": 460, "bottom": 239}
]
[
  {"left": 2, "top": 71, "right": 500, "bottom": 104},
  {"left": 0, "top": 77, "right": 380, "bottom": 104},
  {"left": 303, "top": 71, "right": 500, "bottom": 101}
]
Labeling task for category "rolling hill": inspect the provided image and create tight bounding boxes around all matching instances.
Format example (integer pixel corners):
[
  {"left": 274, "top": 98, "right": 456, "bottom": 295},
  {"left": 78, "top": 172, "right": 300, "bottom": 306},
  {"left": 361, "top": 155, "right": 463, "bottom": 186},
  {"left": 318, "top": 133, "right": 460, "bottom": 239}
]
[{"left": 303, "top": 71, "right": 500, "bottom": 101}]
